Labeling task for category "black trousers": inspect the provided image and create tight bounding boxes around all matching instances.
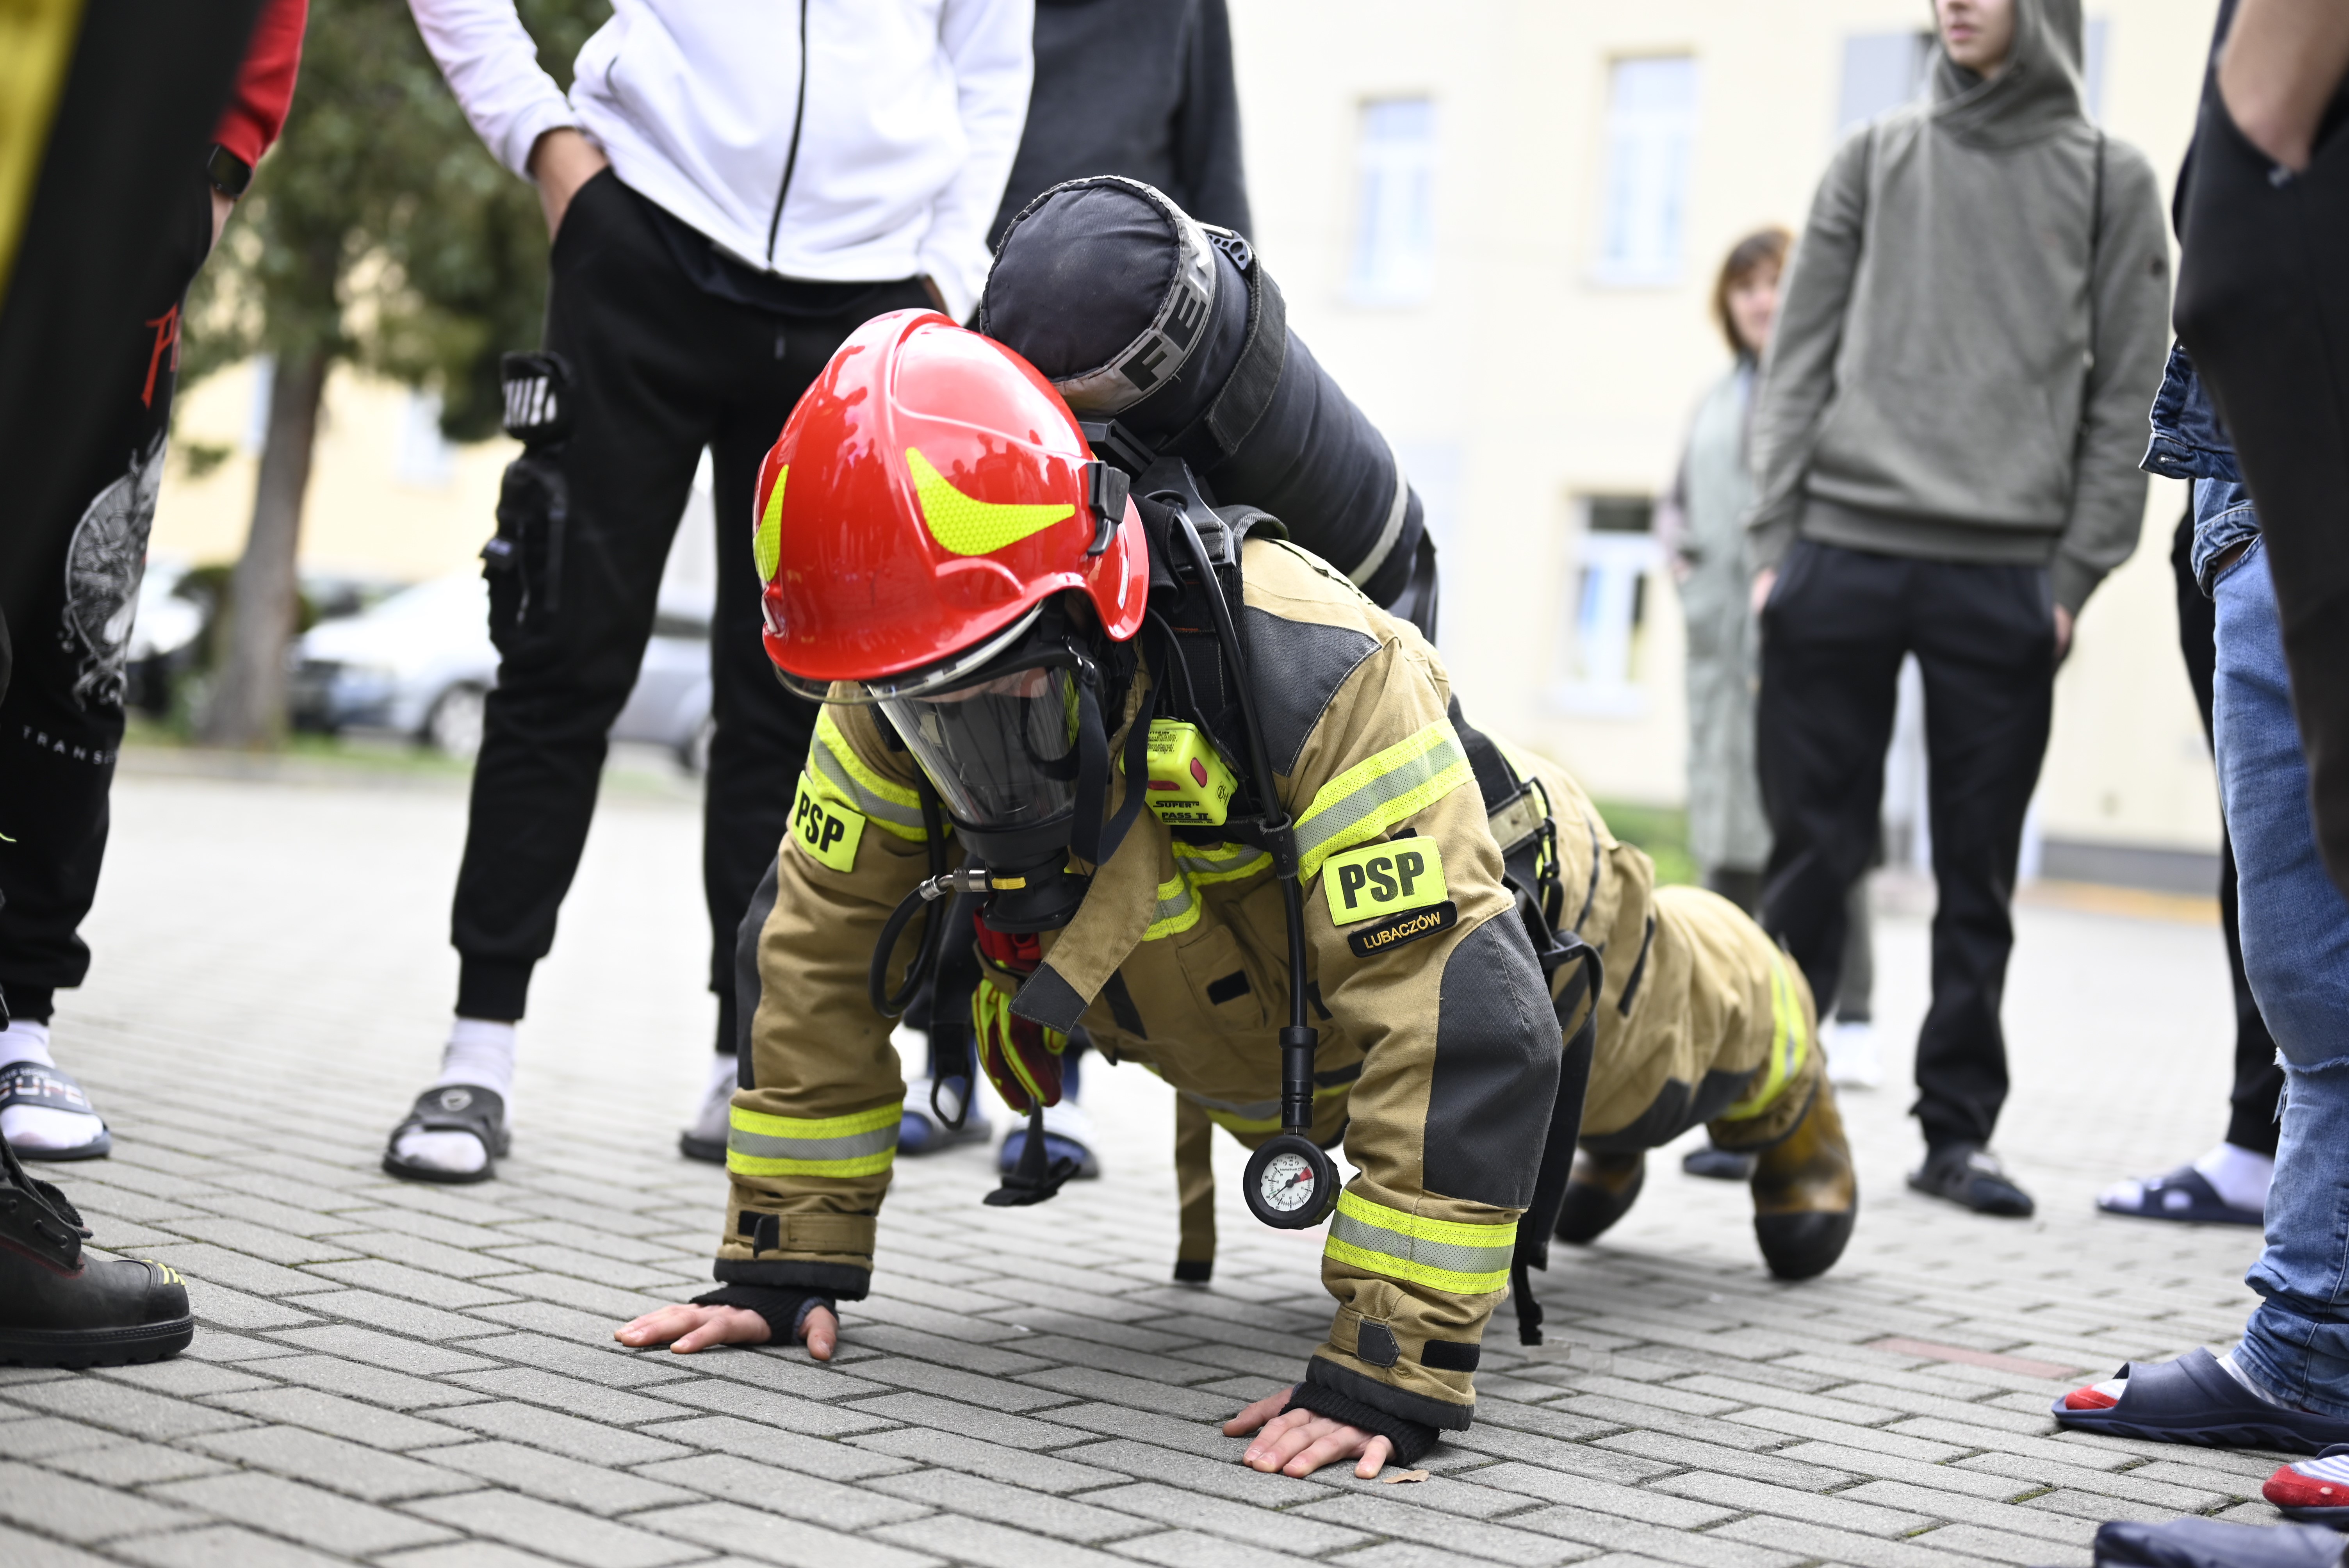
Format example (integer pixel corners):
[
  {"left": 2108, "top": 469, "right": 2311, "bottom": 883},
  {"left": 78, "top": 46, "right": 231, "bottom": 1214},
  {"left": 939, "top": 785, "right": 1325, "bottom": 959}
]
[
  {"left": 0, "top": 176, "right": 216, "bottom": 1023},
  {"left": 1757, "top": 540, "right": 2055, "bottom": 1151},
  {"left": 449, "top": 170, "right": 927, "bottom": 1048},
  {"left": 2176, "top": 77, "right": 2349, "bottom": 902},
  {"left": 2171, "top": 509, "right": 2284, "bottom": 1156}
]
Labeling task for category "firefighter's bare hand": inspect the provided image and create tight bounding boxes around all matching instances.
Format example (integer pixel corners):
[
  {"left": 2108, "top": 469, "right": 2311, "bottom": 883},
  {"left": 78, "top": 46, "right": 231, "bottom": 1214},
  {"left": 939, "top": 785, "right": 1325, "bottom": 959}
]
[
  {"left": 613, "top": 1303, "right": 839, "bottom": 1360},
  {"left": 1226, "top": 1386, "right": 1396, "bottom": 1479}
]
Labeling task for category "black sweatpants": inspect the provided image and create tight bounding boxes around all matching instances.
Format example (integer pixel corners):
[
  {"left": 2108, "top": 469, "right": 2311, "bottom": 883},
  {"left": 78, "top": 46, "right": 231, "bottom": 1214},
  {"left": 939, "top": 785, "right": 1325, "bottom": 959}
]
[
  {"left": 2176, "top": 76, "right": 2349, "bottom": 903},
  {"left": 0, "top": 175, "right": 216, "bottom": 1023},
  {"left": 449, "top": 170, "right": 927, "bottom": 1048},
  {"left": 2171, "top": 508, "right": 2283, "bottom": 1156},
  {"left": 1757, "top": 540, "right": 2055, "bottom": 1151}
]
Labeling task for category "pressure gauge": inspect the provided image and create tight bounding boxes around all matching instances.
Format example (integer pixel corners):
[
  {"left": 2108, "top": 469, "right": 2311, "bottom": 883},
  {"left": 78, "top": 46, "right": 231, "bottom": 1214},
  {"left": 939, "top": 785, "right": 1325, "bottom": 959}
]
[{"left": 1244, "top": 1133, "right": 1338, "bottom": 1229}]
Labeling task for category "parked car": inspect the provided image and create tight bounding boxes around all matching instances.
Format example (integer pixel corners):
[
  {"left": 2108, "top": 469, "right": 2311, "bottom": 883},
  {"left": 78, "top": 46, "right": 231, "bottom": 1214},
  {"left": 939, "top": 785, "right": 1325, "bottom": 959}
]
[{"left": 290, "top": 572, "right": 713, "bottom": 768}]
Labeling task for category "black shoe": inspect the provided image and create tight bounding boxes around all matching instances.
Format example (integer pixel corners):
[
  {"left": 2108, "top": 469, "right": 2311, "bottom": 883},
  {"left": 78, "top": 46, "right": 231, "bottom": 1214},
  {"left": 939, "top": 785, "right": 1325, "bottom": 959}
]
[
  {"left": 1556, "top": 1149, "right": 1645, "bottom": 1244},
  {"left": 1907, "top": 1142, "right": 2034, "bottom": 1218},
  {"left": 0, "top": 1137, "right": 193, "bottom": 1367},
  {"left": 1682, "top": 1145, "right": 1757, "bottom": 1181}
]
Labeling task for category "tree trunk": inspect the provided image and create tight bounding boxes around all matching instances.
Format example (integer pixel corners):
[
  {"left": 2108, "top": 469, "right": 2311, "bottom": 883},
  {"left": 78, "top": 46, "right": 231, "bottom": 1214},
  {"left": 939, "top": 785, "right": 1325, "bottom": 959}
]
[{"left": 199, "top": 347, "right": 329, "bottom": 748}]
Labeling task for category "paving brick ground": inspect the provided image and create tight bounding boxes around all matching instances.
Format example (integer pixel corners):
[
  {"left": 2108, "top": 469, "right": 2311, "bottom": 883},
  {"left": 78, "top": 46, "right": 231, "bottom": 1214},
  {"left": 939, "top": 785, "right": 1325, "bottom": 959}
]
[{"left": 1, "top": 761, "right": 2295, "bottom": 1567}]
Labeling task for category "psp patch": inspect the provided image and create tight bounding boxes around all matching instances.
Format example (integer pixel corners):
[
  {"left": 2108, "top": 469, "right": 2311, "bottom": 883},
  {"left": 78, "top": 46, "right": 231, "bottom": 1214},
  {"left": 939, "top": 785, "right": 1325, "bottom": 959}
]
[
  {"left": 1321, "top": 836, "right": 1447, "bottom": 925},
  {"left": 789, "top": 774, "right": 865, "bottom": 872},
  {"left": 1346, "top": 900, "right": 1459, "bottom": 959}
]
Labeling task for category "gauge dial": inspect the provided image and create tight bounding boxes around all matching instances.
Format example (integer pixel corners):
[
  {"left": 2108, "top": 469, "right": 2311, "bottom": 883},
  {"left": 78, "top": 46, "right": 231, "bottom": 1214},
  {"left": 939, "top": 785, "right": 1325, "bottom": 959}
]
[{"left": 1257, "top": 1149, "right": 1318, "bottom": 1213}]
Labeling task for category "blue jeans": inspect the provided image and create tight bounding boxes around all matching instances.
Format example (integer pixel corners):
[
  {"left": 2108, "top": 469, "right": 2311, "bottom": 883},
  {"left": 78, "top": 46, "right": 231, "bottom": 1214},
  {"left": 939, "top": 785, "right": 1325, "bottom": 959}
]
[{"left": 2217, "top": 541, "right": 2349, "bottom": 1416}]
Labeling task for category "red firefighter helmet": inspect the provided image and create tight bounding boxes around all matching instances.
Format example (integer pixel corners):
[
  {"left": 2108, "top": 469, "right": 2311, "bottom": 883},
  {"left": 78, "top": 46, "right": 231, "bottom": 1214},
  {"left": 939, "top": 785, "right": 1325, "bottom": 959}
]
[{"left": 752, "top": 310, "right": 1147, "bottom": 697}]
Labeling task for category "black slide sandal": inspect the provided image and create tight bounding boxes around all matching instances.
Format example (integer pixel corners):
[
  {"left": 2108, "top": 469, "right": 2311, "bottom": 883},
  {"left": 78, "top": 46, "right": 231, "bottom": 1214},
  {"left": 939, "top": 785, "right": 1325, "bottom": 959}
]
[
  {"left": 0, "top": 1060, "right": 113, "bottom": 1160},
  {"left": 382, "top": 1085, "right": 509, "bottom": 1185}
]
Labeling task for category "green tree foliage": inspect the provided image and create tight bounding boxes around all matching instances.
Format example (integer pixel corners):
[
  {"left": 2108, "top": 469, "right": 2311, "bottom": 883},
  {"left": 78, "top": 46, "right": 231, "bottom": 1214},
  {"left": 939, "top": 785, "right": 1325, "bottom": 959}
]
[{"left": 184, "top": 0, "right": 608, "bottom": 744}]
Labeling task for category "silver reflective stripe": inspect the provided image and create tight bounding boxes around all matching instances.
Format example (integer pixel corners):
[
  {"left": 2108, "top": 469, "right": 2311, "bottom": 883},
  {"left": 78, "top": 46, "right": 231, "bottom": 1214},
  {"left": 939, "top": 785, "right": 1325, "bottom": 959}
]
[
  {"left": 1181, "top": 1089, "right": 1279, "bottom": 1120},
  {"left": 1346, "top": 430, "right": 1411, "bottom": 588},
  {"left": 808, "top": 742, "right": 925, "bottom": 834},
  {"left": 1330, "top": 1208, "right": 1514, "bottom": 1278},
  {"left": 728, "top": 1126, "right": 899, "bottom": 1162},
  {"left": 1294, "top": 731, "right": 1468, "bottom": 868}
]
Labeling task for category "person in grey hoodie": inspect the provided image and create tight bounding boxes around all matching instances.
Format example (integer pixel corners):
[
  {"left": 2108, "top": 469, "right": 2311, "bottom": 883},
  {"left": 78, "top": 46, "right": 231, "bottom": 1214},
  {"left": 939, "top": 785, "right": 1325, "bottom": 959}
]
[{"left": 1744, "top": 0, "right": 2169, "bottom": 1217}]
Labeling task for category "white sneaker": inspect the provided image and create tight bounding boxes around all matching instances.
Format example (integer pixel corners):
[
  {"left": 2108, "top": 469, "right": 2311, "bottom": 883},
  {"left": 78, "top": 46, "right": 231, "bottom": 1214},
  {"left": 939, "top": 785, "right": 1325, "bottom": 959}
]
[
  {"left": 679, "top": 1054, "right": 736, "bottom": 1164},
  {"left": 900, "top": 1076, "right": 991, "bottom": 1155},
  {"left": 1825, "top": 1019, "right": 1883, "bottom": 1089}
]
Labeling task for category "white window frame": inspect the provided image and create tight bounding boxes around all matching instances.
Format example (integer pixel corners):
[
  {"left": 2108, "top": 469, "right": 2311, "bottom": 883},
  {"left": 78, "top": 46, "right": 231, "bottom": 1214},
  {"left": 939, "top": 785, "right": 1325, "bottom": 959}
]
[
  {"left": 1589, "top": 55, "right": 1700, "bottom": 290},
  {"left": 1347, "top": 96, "right": 1438, "bottom": 307}
]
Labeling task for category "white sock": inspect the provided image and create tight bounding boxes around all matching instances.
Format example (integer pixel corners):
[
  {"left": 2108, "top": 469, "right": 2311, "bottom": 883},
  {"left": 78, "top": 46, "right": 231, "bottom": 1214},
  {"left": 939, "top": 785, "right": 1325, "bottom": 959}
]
[
  {"left": 2194, "top": 1142, "right": 2275, "bottom": 1213},
  {"left": 688, "top": 1053, "right": 736, "bottom": 1140},
  {"left": 393, "top": 1019, "right": 517, "bottom": 1175},
  {"left": 1, "top": 1020, "right": 108, "bottom": 1154}
]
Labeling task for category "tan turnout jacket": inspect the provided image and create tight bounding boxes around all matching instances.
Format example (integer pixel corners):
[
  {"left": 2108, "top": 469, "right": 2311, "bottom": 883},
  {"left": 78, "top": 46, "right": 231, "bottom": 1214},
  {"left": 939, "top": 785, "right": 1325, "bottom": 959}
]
[{"left": 717, "top": 538, "right": 1815, "bottom": 1435}]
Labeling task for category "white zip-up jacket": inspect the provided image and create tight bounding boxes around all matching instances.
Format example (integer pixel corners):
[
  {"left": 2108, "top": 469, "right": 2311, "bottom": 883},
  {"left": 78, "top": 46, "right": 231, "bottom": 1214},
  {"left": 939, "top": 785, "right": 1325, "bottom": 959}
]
[{"left": 409, "top": 0, "right": 1034, "bottom": 323}]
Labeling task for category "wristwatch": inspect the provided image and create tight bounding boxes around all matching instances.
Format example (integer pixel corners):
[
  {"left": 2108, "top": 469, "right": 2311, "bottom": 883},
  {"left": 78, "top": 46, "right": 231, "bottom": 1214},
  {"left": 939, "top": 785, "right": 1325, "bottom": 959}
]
[{"left": 205, "top": 143, "right": 253, "bottom": 199}]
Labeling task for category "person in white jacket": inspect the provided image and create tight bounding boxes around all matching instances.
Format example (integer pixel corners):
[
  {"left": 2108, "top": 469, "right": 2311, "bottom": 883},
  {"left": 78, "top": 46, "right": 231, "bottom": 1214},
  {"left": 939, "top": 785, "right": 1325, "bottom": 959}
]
[{"left": 385, "top": 0, "right": 1034, "bottom": 1185}]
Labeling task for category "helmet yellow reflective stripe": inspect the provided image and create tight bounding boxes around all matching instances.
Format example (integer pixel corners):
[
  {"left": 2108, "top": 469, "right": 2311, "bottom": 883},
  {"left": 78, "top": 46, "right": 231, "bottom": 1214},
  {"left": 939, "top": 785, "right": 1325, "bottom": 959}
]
[
  {"left": 754, "top": 466, "right": 786, "bottom": 582},
  {"left": 726, "top": 1101, "right": 899, "bottom": 1178},
  {"left": 907, "top": 447, "right": 1073, "bottom": 557},
  {"left": 1294, "top": 722, "right": 1473, "bottom": 880},
  {"left": 1324, "top": 1190, "right": 1515, "bottom": 1295}
]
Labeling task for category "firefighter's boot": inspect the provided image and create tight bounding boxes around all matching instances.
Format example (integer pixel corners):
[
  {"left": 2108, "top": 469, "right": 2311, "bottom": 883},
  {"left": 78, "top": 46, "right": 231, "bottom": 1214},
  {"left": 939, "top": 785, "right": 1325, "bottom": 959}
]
[
  {"left": 0, "top": 1136, "right": 193, "bottom": 1367},
  {"left": 1747, "top": 1082, "right": 1857, "bottom": 1281},
  {"left": 1555, "top": 1146, "right": 1646, "bottom": 1244}
]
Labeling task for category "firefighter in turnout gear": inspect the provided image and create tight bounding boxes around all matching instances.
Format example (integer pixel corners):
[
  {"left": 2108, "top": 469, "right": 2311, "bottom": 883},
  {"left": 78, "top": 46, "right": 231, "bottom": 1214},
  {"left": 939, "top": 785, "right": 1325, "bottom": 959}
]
[{"left": 615, "top": 308, "right": 1857, "bottom": 1478}]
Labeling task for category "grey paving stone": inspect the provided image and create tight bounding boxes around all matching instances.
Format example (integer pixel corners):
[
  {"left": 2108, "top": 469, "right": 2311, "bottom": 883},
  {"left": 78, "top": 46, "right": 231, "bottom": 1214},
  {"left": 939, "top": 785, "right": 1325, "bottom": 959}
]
[
  {"left": 342, "top": 1231, "right": 520, "bottom": 1280},
  {"left": 1907, "top": 1523, "right": 2094, "bottom": 1566},
  {"left": 1323, "top": 1546, "right": 1526, "bottom": 1568},
  {"left": 379, "top": 1546, "right": 580, "bottom": 1568},
  {"left": 267, "top": 1324, "right": 500, "bottom": 1376},
  {"left": 428, "top": 1401, "right": 694, "bottom": 1466},
  {"left": 1445, "top": 1425, "right": 1677, "bottom": 1485},
  {"left": 1449, "top": 1463, "right": 1733, "bottom": 1526},
  {"left": 1045, "top": 1439, "right": 1325, "bottom": 1506},
  {"left": 868, "top": 1514, "right": 1135, "bottom": 1568},
  {"left": 1653, "top": 1471, "right": 1937, "bottom": 1536},
  {"left": 845, "top": 1355, "right": 1080, "bottom": 1413},
  {"left": 1891, "top": 1419, "right": 2135, "bottom": 1471},
  {"left": 0, "top": 1532, "right": 120, "bottom": 1568},
  {"left": 2021, "top": 1490, "right": 2194, "bottom": 1525},
  {"left": 652, "top": 1346, "right": 888, "bottom": 1401},
  {"left": 150, "top": 1472, "right": 455, "bottom": 1555},
  {"left": 410, "top": 1440, "right": 696, "bottom": 1514},
  {"left": 632, "top": 1499, "right": 941, "bottom": 1568},
  {"left": 636, "top": 1415, "right": 918, "bottom": 1480},
  {"left": 1955, "top": 1452, "right": 2230, "bottom": 1512},
  {"left": 866, "top": 1471, "right": 1158, "bottom": 1544},
  {"left": 469, "top": 1274, "right": 698, "bottom": 1322},
  {"left": 36, "top": 1439, "right": 233, "bottom": 1486},
  {"left": 463, "top": 1301, "right": 626, "bottom": 1341},
  {"left": 1016, "top": 1367, "right": 1237, "bottom": 1422},
  {"left": 1837, "top": 1481, "right": 2102, "bottom": 1545},
  {"left": 302, "top": 1260, "right": 522, "bottom": 1308},
  {"left": 851, "top": 1427, "right": 1126, "bottom": 1493},
  {"left": 1472, "top": 1401, "right": 1624, "bottom": 1445},
  {"left": 472, "top": 1246, "right": 688, "bottom": 1292},
  {"left": 155, "top": 1218, "right": 363, "bottom": 1265},
  {"left": 837, "top": 1325, "right": 1058, "bottom": 1378},
  {"left": 252, "top": 1354, "right": 490, "bottom": 1410},
  {"left": 1594, "top": 1430, "right": 1857, "bottom": 1490},
  {"left": 0, "top": 1379, "right": 253, "bottom": 1439},
  {"left": 1294, "top": 1495, "right": 1590, "bottom": 1566},
  {"left": 1300, "top": 1468, "right": 1554, "bottom": 1520},
  {"left": 1711, "top": 1515, "right": 2003, "bottom": 1568},
  {"left": 132, "top": 1243, "right": 326, "bottom": 1296},
  {"left": 0, "top": 1458, "right": 201, "bottom": 1541},
  {"left": 331, "top": 1207, "right": 517, "bottom": 1251},
  {"left": 1555, "top": 1398, "right": 1781, "bottom": 1451},
  {"left": 178, "top": 1276, "right": 319, "bottom": 1331},
  {"left": 631, "top": 1452, "right": 927, "bottom": 1528},
  {"left": 847, "top": 1391, "right": 1093, "bottom": 1449},
  {"left": 88, "top": 1360, "right": 273, "bottom": 1399},
  {"left": 195, "top": 1425, "right": 479, "bottom": 1501},
  {"left": 402, "top": 1491, "right": 705, "bottom": 1568},
  {"left": 1028, "top": 1401, "right": 1251, "bottom": 1460},
  {"left": 199, "top": 1386, "right": 469, "bottom": 1449},
  {"left": 1505, "top": 1505, "right": 1806, "bottom": 1568},
  {"left": 180, "top": 1330, "right": 301, "bottom": 1362},
  {"left": 448, "top": 1332, "right": 700, "bottom": 1389},
  {"left": 441, "top": 1369, "right": 693, "bottom": 1425},
  {"left": 1079, "top": 1480, "right": 1371, "bottom": 1552},
  {"left": 1764, "top": 1442, "right": 2038, "bottom": 1500},
  {"left": 289, "top": 1288, "right": 510, "bottom": 1340},
  {"left": 644, "top": 1375, "right": 898, "bottom": 1434},
  {"left": 105, "top": 1525, "right": 358, "bottom": 1568}
]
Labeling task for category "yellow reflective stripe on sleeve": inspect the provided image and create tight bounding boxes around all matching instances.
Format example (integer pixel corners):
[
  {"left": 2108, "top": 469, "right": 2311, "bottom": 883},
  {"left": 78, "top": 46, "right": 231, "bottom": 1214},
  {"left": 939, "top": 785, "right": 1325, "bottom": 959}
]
[
  {"left": 810, "top": 710, "right": 928, "bottom": 841},
  {"left": 726, "top": 1102, "right": 899, "bottom": 1178},
  {"left": 1722, "top": 953, "right": 1810, "bottom": 1122},
  {"left": 1294, "top": 722, "right": 1473, "bottom": 881},
  {"left": 1171, "top": 841, "right": 1273, "bottom": 886},
  {"left": 1324, "top": 1190, "right": 1516, "bottom": 1295},
  {"left": 1142, "top": 874, "right": 1201, "bottom": 941}
]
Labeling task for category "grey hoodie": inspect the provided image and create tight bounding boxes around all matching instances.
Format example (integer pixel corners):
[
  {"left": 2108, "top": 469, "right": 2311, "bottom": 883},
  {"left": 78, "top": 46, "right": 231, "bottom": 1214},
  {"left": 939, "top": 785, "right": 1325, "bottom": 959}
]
[{"left": 1745, "top": 0, "right": 2170, "bottom": 613}]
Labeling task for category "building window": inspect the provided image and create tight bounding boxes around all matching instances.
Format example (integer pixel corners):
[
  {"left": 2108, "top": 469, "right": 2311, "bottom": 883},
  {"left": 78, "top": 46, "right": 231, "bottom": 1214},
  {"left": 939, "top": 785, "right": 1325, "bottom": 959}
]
[
  {"left": 1834, "top": 31, "right": 1934, "bottom": 133},
  {"left": 1348, "top": 98, "right": 1436, "bottom": 305},
  {"left": 1554, "top": 496, "right": 1661, "bottom": 716},
  {"left": 1592, "top": 56, "right": 1698, "bottom": 289},
  {"left": 2083, "top": 18, "right": 2110, "bottom": 121}
]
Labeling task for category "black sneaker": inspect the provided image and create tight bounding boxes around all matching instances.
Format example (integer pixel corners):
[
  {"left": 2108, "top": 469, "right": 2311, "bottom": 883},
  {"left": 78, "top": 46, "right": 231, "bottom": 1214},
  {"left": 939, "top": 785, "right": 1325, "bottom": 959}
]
[
  {"left": 0, "top": 1135, "right": 193, "bottom": 1367},
  {"left": 1908, "top": 1142, "right": 2034, "bottom": 1218}
]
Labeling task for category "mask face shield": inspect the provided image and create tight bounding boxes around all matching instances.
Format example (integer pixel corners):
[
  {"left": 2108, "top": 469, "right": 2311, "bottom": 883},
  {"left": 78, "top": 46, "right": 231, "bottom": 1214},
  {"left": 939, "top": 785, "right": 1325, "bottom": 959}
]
[{"left": 879, "top": 663, "right": 1082, "bottom": 835}]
